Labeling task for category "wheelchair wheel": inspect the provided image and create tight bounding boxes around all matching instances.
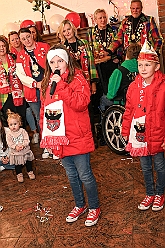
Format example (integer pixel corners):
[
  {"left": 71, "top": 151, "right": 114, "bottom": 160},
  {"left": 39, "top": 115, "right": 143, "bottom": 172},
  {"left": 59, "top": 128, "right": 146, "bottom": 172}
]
[{"left": 102, "top": 105, "right": 127, "bottom": 155}]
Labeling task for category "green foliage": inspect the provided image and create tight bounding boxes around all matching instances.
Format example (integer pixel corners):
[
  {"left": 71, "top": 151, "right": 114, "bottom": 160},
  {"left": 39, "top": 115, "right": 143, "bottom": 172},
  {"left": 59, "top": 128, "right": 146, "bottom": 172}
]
[{"left": 32, "top": 0, "right": 50, "bottom": 13}]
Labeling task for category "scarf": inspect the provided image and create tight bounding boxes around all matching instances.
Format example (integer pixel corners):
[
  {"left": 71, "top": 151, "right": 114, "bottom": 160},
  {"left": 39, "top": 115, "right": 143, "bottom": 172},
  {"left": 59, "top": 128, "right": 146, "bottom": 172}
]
[
  {"left": 0, "top": 54, "right": 24, "bottom": 106},
  {"left": 126, "top": 76, "right": 148, "bottom": 156},
  {"left": 40, "top": 100, "right": 69, "bottom": 157}
]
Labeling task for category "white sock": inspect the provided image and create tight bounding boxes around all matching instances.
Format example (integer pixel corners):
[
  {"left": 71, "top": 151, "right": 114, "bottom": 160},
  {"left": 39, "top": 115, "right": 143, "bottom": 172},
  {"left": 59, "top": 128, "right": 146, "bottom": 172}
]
[{"left": 0, "top": 166, "right": 5, "bottom": 172}]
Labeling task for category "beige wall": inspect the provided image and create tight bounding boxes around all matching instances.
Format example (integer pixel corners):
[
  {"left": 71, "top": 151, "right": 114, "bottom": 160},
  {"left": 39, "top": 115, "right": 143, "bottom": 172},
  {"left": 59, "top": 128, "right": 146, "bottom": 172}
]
[{"left": 0, "top": 0, "right": 159, "bottom": 35}]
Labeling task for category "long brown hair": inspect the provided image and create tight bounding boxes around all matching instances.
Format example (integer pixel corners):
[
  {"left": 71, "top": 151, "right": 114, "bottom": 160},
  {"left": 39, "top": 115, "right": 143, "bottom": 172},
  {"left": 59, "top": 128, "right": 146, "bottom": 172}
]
[{"left": 41, "top": 44, "right": 81, "bottom": 99}]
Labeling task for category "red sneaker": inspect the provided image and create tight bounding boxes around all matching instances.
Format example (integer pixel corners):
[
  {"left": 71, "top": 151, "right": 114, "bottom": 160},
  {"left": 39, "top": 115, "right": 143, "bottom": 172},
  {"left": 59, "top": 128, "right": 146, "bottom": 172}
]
[
  {"left": 152, "top": 195, "right": 164, "bottom": 211},
  {"left": 138, "top": 195, "right": 155, "bottom": 210},
  {"left": 66, "top": 206, "right": 87, "bottom": 223},
  {"left": 85, "top": 208, "right": 101, "bottom": 227}
]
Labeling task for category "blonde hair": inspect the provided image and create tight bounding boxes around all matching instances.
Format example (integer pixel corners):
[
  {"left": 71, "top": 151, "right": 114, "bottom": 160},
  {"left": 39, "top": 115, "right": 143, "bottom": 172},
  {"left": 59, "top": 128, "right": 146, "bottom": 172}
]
[
  {"left": 7, "top": 110, "right": 22, "bottom": 127},
  {"left": 94, "top": 9, "right": 107, "bottom": 19},
  {"left": 57, "top": 19, "right": 78, "bottom": 43}
]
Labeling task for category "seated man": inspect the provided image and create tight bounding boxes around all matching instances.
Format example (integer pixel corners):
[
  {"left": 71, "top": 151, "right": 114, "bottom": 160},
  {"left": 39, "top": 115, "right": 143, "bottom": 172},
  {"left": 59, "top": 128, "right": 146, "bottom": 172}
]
[{"left": 100, "top": 43, "right": 141, "bottom": 111}]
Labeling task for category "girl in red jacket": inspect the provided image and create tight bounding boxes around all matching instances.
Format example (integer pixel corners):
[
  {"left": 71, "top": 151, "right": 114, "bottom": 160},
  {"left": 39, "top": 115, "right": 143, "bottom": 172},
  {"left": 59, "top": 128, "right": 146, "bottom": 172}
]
[
  {"left": 122, "top": 40, "right": 165, "bottom": 211},
  {"left": 40, "top": 44, "right": 100, "bottom": 227}
]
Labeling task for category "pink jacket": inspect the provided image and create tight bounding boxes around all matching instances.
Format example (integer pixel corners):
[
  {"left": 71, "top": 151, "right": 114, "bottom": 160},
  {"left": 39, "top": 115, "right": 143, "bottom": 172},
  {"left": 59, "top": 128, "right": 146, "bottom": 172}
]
[
  {"left": 122, "top": 70, "right": 165, "bottom": 155},
  {"left": 40, "top": 68, "right": 95, "bottom": 158}
]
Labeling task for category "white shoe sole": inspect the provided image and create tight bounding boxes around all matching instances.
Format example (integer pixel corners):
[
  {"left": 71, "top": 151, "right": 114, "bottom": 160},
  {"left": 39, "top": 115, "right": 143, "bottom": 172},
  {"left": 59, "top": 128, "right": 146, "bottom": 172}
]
[
  {"left": 42, "top": 153, "right": 49, "bottom": 159},
  {"left": 66, "top": 208, "right": 87, "bottom": 223},
  {"left": 53, "top": 155, "right": 59, "bottom": 160},
  {"left": 138, "top": 204, "right": 152, "bottom": 210},
  {"left": 152, "top": 205, "right": 164, "bottom": 211},
  {"left": 85, "top": 217, "right": 99, "bottom": 227}
]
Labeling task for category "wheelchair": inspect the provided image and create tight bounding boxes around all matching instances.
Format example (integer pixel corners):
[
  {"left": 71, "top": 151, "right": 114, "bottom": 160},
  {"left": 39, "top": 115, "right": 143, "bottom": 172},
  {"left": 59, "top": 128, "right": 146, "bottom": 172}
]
[
  {"left": 94, "top": 94, "right": 127, "bottom": 155},
  {"left": 101, "top": 104, "right": 127, "bottom": 155},
  {"left": 94, "top": 64, "right": 134, "bottom": 154}
]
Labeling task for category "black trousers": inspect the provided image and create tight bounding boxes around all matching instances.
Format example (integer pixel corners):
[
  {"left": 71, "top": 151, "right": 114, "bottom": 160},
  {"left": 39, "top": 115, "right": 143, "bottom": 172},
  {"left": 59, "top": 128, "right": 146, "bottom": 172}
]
[
  {"left": 15, "top": 161, "right": 33, "bottom": 175},
  {"left": 97, "top": 59, "right": 118, "bottom": 95},
  {"left": 92, "top": 59, "right": 118, "bottom": 115},
  {"left": 2, "top": 94, "right": 26, "bottom": 128}
]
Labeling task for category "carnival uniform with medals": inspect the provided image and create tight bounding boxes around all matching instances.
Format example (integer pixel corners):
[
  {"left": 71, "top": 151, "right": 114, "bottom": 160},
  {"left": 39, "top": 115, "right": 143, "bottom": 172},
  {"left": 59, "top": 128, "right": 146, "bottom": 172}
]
[
  {"left": 87, "top": 24, "right": 120, "bottom": 95},
  {"left": 64, "top": 38, "right": 99, "bottom": 86},
  {"left": 109, "top": 13, "right": 163, "bottom": 56},
  {"left": 16, "top": 42, "right": 50, "bottom": 102}
]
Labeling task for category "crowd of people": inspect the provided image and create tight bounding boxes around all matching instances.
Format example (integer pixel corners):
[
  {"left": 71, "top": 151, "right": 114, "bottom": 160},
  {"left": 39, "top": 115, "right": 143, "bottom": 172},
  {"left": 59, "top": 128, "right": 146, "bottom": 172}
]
[{"left": 0, "top": 0, "right": 165, "bottom": 226}]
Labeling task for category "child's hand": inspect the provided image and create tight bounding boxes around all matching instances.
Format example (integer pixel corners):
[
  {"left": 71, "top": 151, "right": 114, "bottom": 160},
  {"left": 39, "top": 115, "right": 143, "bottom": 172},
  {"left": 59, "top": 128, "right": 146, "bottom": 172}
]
[
  {"left": 161, "top": 143, "right": 165, "bottom": 150},
  {"left": 15, "top": 145, "right": 24, "bottom": 152},
  {"left": 2, "top": 156, "right": 9, "bottom": 164},
  {"left": 51, "top": 74, "right": 61, "bottom": 84},
  {"left": 19, "top": 145, "right": 24, "bottom": 150},
  {"left": 15, "top": 145, "right": 20, "bottom": 152}
]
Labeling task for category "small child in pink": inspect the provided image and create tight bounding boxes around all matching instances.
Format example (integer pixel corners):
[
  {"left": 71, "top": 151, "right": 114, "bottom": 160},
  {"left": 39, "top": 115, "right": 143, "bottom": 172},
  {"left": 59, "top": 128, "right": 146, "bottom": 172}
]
[{"left": 6, "top": 111, "right": 35, "bottom": 182}]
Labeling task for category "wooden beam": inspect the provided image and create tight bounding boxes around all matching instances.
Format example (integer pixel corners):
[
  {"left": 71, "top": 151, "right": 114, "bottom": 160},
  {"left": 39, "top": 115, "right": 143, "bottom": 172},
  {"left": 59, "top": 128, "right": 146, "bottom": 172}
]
[
  {"left": 26, "top": 0, "right": 74, "bottom": 12},
  {"left": 48, "top": 1, "right": 74, "bottom": 12}
]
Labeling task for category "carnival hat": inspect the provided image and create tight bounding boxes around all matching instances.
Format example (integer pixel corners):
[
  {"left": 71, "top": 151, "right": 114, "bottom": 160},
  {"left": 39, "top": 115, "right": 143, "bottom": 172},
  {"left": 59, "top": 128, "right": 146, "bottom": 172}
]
[
  {"left": 138, "top": 39, "right": 159, "bottom": 63},
  {"left": 20, "top": 20, "right": 35, "bottom": 29}
]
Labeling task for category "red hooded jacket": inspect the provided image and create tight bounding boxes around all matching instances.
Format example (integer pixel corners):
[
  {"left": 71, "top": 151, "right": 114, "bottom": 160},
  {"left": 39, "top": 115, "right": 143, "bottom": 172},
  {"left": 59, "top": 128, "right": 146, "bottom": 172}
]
[
  {"left": 122, "top": 70, "right": 165, "bottom": 155},
  {"left": 40, "top": 68, "right": 94, "bottom": 158}
]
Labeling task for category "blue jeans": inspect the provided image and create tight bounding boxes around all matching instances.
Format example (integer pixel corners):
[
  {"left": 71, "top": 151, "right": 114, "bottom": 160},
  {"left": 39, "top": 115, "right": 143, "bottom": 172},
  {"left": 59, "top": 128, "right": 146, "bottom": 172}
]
[
  {"left": 61, "top": 153, "right": 99, "bottom": 209},
  {"left": 140, "top": 152, "right": 165, "bottom": 196},
  {"left": 100, "top": 94, "right": 114, "bottom": 112},
  {"left": 28, "top": 89, "right": 41, "bottom": 131},
  {"left": 26, "top": 107, "right": 37, "bottom": 131},
  {"left": 0, "top": 161, "right": 15, "bottom": 170}
]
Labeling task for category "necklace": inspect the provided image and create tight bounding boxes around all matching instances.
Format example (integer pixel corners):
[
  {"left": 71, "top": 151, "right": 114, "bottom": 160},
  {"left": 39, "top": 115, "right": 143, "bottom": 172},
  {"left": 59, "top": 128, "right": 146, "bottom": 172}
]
[
  {"left": 131, "top": 18, "right": 141, "bottom": 41},
  {"left": 68, "top": 41, "right": 78, "bottom": 53},
  {"left": 67, "top": 41, "right": 81, "bottom": 61},
  {"left": 98, "top": 28, "right": 107, "bottom": 47}
]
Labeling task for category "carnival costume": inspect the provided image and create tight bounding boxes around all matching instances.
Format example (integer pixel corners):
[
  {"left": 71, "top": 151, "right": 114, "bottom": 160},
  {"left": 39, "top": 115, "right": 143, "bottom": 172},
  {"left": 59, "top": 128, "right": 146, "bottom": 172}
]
[
  {"left": 40, "top": 68, "right": 94, "bottom": 158},
  {"left": 16, "top": 42, "right": 50, "bottom": 102},
  {"left": 109, "top": 13, "right": 163, "bottom": 55},
  {"left": 64, "top": 38, "right": 98, "bottom": 85}
]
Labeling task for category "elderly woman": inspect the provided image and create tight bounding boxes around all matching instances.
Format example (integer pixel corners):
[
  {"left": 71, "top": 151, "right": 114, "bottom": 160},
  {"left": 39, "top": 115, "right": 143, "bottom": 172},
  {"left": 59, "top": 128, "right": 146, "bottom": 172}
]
[{"left": 0, "top": 35, "right": 26, "bottom": 126}]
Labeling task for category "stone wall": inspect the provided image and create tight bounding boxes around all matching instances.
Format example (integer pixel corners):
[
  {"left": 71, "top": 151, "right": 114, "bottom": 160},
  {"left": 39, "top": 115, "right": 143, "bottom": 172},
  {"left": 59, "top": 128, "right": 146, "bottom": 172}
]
[{"left": 157, "top": 0, "right": 165, "bottom": 70}]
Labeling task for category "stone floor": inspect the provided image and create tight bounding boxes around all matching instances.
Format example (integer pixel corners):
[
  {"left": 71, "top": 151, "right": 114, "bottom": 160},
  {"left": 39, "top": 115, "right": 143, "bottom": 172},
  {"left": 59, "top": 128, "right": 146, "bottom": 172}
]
[{"left": 0, "top": 143, "right": 165, "bottom": 248}]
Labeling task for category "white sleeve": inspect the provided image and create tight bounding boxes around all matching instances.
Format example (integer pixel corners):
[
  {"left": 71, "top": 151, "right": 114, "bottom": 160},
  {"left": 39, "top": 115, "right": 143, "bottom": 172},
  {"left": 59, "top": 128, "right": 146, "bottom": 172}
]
[{"left": 16, "top": 62, "right": 35, "bottom": 88}]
